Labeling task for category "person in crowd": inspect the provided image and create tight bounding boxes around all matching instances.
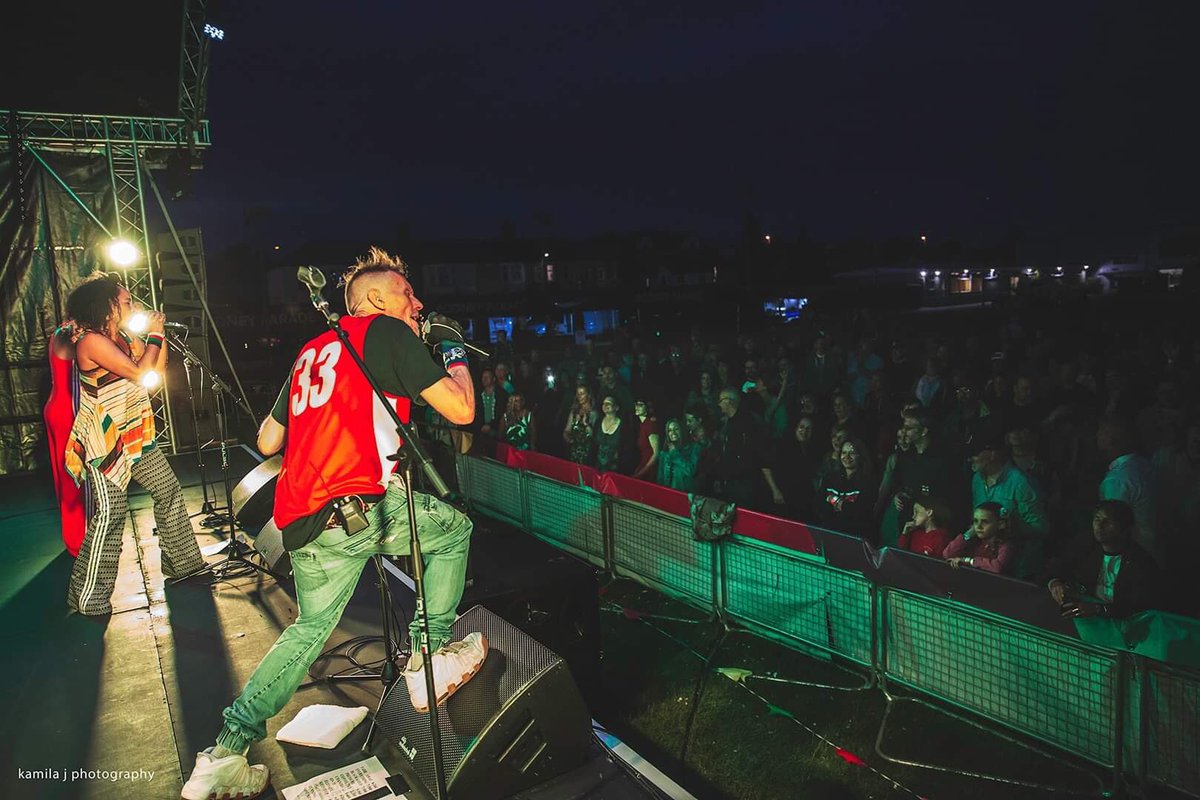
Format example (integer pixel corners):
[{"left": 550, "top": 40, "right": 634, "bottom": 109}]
[
  {"left": 713, "top": 389, "right": 783, "bottom": 509},
  {"left": 776, "top": 356, "right": 799, "bottom": 419},
  {"left": 897, "top": 493, "right": 954, "bottom": 558},
  {"left": 631, "top": 398, "right": 661, "bottom": 481},
  {"left": 970, "top": 434, "right": 1050, "bottom": 576},
  {"left": 775, "top": 415, "right": 822, "bottom": 521},
  {"left": 1101, "top": 365, "right": 1141, "bottom": 419},
  {"left": 182, "top": 248, "right": 483, "bottom": 800},
  {"left": 881, "top": 408, "right": 966, "bottom": 546},
  {"left": 593, "top": 395, "right": 632, "bottom": 473},
  {"left": 472, "top": 366, "right": 507, "bottom": 442},
  {"left": 1137, "top": 378, "right": 1187, "bottom": 456},
  {"left": 1007, "top": 374, "right": 1047, "bottom": 434},
  {"left": 914, "top": 357, "right": 946, "bottom": 409},
  {"left": 740, "top": 358, "right": 768, "bottom": 417},
  {"left": 683, "top": 402, "right": 718, "bottom": 491},
  {"left": 944, "top": 501, "right": 1016, "bottom": 574},
  {"left": 563, "top": 383, "right": 599, "bottom": 465},
  {"left": 494, "top": 361, "right": 516, "bottom": 395},
  {"left": 597, "top": 364, "right": 635, "bottom": 419},
  {"left": 846, "top": 336, "right": 883, "bottom": 408},
  {"left": 630, "top": 351, "right": 660, "bottom": 413},
  {"left": 657, "top": 418, "right": 702, "bottom": 492},
  {"left": 797, "top": 392, "right": 829, "bottom": 446},
  {"left": 534, "top": 365, "right": 566, "bottom": 458},
  {"left": 941, "top": 370, "right": 994, "bottom": 462},
  {"left": 816, "top": 437, "right": 878, "bottom": 540},
  {"left": 830, "top": 391, "right": 862, "bottom": 439},
  {"left": 862, "top": 370, "right": 900, "bottom": 459},
  {"left": 44, "top": 319, "right": 87, "bottom": 557},
  {"left": 1006, "top": 427, "right": 1063, "bottom": 515},
  {"left": 818, "top": 422, "right": 852, "bottom": 488},
  {"left": 659, "top": 346, "right": 695, "bottom": 421},
  {"left": 501, "top": 392, "right": 536, "bottom": 451},
  {"left": 685, "top": 369, "right": 722, "bottom": 422},
  {"left": 982, "top": 367, "right": 1013, "bottom": 429},
  {"left": 756, "top": 377, "right": 790, "bottom": 439},
  {"left": 1040, "top": 500, "right": 1165, "bottom": 619},
  {"left": 802, "top": 331, "right": 843, "bottom": 398},
  {"left": 1096, "top": 415, "right": 1164, "bottom": 567},
  {"left": 493, "top": 327, "right": 513, "bottom": 364},
  {"left": 885, "top": 339, "right": 917, "bottom": 401},
  {"left": 63, "top": 273, "right": 205, "bottom": 616}
]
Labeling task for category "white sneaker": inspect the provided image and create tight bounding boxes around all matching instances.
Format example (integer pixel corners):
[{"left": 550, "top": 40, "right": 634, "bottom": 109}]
[
  {"left": 404, "top": 632, "right": 489, "bottom": 712},
  {"left": 180, "top": 748, "right": 270, "bottom": 800}
]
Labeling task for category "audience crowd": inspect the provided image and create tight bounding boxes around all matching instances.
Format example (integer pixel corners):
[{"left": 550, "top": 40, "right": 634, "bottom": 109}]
[{"left": 429, "top": 300, "right": 1200, "bottom": 619}]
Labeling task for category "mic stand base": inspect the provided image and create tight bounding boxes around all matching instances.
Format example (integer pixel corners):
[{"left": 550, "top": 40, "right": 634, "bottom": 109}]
[{"left": 202, "top": 534, "right": 288, "bottom": 584}]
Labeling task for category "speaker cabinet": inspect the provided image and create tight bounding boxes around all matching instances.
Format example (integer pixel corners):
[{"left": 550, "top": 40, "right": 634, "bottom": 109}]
[{"left": 374, "top": 605, "right": 591, "bottom": 800}]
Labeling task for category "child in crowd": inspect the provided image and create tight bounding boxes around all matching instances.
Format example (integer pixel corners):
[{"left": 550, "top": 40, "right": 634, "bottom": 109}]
[
  {"left": 897, "top": 493, "right": 953, "bottom": 558},
  {"left": 944, "top": 501, "right": 1016, "bottom": 574}
]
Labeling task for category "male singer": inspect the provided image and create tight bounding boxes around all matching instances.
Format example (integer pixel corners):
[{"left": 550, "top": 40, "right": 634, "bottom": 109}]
[{"left": 183, "top": 247, "right": 484, "bottom": 800}]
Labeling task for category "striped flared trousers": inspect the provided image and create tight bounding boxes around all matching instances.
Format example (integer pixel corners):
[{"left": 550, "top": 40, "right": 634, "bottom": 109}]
[{"left": 67, "top": 446, "right": 205, "bottom": 615}]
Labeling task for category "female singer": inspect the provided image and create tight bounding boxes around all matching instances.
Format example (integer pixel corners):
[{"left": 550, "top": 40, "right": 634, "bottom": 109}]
[{"left": 64, "top": 273, "right": 204, "bottom": 615}]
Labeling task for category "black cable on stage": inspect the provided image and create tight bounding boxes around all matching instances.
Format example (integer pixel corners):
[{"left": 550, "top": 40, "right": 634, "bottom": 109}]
[{"left": 678, "top": 624, "right": 730, "bottom": 765}]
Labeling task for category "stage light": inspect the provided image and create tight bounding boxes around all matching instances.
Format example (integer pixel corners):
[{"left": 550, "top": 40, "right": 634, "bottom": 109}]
[
  {"left": 106, "top": 239, "right": 140, "bottom": 267},
  {"left": 126, "top": 312, "right": 149, "bottom": 334},
  {"left": 203, "top": 23, "right": 225, "bottom": 40},
  {"left": 140, "top": 370, "right": 162, "bottom": 390}
]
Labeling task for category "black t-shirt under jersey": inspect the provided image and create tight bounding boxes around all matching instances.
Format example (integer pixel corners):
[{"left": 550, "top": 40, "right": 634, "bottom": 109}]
[{"left": 270, "top": 315, "right": 447, "bottom": 549}]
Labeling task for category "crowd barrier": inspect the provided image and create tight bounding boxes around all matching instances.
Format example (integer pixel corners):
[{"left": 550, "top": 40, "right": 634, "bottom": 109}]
[{"left": 452, "top": 449, "right": 1200, "bottom": 796}]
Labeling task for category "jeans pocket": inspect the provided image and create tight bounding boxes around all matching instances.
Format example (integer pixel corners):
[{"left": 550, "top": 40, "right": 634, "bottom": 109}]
[{"left": 290, "top": 547, "right": 328, "bottom": 591}]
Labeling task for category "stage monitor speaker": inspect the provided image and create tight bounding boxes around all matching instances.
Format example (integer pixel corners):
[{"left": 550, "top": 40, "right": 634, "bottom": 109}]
[
  {"left": 246, "top": 519, "right": 291, "bottom": 577},
  {"left": 374, "top": 605, "right": 591, "bottom": 800}
]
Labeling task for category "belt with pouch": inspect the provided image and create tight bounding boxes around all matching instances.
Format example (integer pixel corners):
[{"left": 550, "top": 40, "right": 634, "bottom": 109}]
[{"left": 326, "top": 493, "right": 384, "bottom": 532}]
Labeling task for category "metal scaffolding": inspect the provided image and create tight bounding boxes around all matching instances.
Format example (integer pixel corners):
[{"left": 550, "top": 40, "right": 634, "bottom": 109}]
[{"left": 0, "top": 1, "right": 216, "bottom": 454}]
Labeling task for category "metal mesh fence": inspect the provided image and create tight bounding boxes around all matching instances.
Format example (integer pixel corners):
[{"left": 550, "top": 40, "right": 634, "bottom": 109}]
[
  {"left": 525, "top": 473, "right": 605, "bottom": 567},
  {"left": 610, "top": 499, "right": 714, "bottom": 609},
  {"left": 1143, "top": 660, "right": 1200, "bottom": 794},
  {"left": 884, "top": 588, "right": 1121, "bottom": 766},
  {"left": 460, "top": 456, "right": 526, "bottom": 528},
  {"left": 723, "top": 536, "right": 874, "bottom": 666}
]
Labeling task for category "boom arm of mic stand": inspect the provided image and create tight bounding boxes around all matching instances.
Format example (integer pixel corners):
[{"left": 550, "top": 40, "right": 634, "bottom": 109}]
[
  {"left": 166, "top": 331, "right": 256, "bottom": 418},
  {"left": 308, "top": 297, "right": 451, "bottom": 500}
]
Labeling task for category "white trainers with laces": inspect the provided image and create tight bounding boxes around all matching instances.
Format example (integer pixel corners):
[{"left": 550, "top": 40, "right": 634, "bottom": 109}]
[
  {"left": 404, "top": 632, "right": 489, "bottom": 712},
  {"left": 180, "top": 748, "right": 270, "bottom": 800}
]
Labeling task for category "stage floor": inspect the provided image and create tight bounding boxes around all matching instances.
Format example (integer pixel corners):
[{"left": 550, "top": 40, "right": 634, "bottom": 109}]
[
  {"left": 0, "top": 449, "right": 690, "bottom": 800},
  {"left": 0, "top": 448, "right": 420, "bottom": 799}
]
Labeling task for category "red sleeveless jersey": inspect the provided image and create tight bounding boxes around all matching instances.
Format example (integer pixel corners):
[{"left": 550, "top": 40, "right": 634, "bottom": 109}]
[{"left": 273, "top": 315, "right": 410, "bottom": 530}]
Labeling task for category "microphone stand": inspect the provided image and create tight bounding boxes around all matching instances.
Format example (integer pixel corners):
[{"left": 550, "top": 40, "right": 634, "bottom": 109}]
[
  {"left": 166, "top": 330, "right": 285, "bottom": 584},
  {"left": 304, "top": 287, "right": 451, "bottom": 800},
  {"left": 178, "top": 341, "right": 222, "bottom": 521}
]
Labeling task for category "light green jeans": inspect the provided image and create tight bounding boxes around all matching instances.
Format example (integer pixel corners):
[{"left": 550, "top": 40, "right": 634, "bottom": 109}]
[{"left": 217, "top": 476, "right": 471, "bottom": 752}]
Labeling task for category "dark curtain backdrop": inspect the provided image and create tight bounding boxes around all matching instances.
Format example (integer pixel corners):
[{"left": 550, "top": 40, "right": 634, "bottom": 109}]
[{"left": 0, "top": 147, "right": 112, "bottom": 474}]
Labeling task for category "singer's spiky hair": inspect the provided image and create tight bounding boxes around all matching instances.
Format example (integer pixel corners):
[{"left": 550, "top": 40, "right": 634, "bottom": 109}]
[{"left": 341, "top": 246, "right": 409, "bottom": 313}]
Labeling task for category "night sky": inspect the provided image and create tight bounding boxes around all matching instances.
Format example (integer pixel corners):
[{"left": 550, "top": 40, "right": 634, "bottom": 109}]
[{"left": 8, "top": 1, "right": 1200, "bottom": 254}]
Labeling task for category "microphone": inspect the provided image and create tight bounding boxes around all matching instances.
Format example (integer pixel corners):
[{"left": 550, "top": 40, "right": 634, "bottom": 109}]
[
  {"left": 419, "top": 315, "right": 491, "bottom": 359},
  {"left": 162, "top": 321, "right": 189, "bottom": 330},
  {"left": 297, "top": 265, "right": 327, "bottom": 293},
  {"left": 297, "top": 265, "right": 338, "bottom": 320}
]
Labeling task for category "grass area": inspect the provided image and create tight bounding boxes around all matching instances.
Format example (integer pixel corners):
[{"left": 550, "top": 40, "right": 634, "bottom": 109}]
[{"left": 589, "top": 578, "right": 1150, "bottom": 800}]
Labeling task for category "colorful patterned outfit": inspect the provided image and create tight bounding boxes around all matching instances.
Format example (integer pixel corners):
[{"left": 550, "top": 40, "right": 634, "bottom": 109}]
[{"left": 65, "top": 330, "right": 204, "bottom": 615}]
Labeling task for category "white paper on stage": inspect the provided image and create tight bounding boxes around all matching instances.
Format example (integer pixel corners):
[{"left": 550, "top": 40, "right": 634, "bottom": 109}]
[{"left": 280, "top": 756, "right": 404, "bottom": 800}]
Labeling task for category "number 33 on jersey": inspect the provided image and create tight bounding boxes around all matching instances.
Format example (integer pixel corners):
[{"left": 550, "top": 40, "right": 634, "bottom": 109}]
[{"left": 291, "top": 341, "right": 342, "bottom": 414}]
